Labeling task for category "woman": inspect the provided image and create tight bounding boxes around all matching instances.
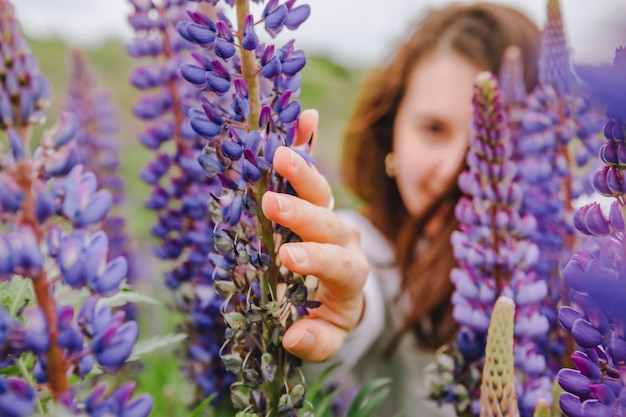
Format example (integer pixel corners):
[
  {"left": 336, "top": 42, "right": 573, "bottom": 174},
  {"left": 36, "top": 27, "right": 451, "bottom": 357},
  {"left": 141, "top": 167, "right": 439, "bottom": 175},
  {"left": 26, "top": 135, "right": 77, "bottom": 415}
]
[{"left": 262, "top": 2, "right": 542, "bottom": 415}]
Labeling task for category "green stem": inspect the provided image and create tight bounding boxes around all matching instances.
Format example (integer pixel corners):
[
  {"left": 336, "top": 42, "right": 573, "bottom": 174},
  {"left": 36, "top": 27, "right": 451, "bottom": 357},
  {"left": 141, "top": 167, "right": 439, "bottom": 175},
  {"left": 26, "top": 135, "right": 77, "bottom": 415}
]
[
  {"left": 235, "top": 1, "right": 282, "bottom": 415},
  {"left": 17, "top": 357, "right": 44, "bottom": 414},
  {"left": 236, "top": 0, "right": 261, "bottom": 132}
]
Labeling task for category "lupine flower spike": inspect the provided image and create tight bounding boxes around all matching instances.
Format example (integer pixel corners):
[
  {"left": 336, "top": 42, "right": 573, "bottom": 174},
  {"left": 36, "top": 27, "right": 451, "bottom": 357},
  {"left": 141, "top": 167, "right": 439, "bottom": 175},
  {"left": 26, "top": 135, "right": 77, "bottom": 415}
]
[
  {"left": 127, "top": 0, "right": 237, "bottom": 404},
  {"left": 514, "top": 0, "right": 604, "bottom": 317},
  {"left": 62, "top": 49, "right": 137, "bottom": 287},
  {"left": 480, "top": 296, "right": 519, "bottom": 417},
  {"left": 444, "top": 72, "right": 551, "bottom": 416},
  {"left": 0, "top": 0, "right": 151, "bottom": 415},
  {"left": 177, "top": 0, "right": 313, "bottom": 415},
  {"left": 556, "top": 45, "right": 626, "bottom": 417},
  {"left": 506, "top": 1, "right": 605, "bottom": 406}
]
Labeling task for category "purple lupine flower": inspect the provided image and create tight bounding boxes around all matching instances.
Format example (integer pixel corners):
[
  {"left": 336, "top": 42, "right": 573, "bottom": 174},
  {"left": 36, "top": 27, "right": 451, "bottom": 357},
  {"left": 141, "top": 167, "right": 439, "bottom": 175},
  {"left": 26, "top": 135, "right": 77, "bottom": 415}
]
[
  {"left": 0, "top": 377, "right": 36, "bottom": 417},
  {"left": 62, "top": 49, "right": 137, "bottom": 286},
  {"left": 127, "top": 0, "right": 234, "bottom": 405},
  {"left": 0, "top": 0, "right": 150, "bottom": 413},
  {"left": 176, "top": 0, "right": 313, "bottom": 414},
  {"left": 85, "top": 382, "right": 152, "bottom": 417},
  {"left": 447, "top": 72, "right": 551, "bottom": 416},
  {"left": 556, "top": 45, "right": 626, "bottom": 417},
  {"left": 509, "top": 0, "right": 604, "bottom": 384},
  {"left": 0, "top": 1, "right": 50, "bottom": 131}
]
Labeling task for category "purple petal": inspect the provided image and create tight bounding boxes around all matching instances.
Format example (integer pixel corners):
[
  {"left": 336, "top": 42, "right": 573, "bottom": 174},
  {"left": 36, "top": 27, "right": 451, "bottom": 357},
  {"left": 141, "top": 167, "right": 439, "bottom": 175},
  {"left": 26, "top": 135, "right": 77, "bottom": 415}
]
[
  {"left": 75, "top": 190, "right": 112, "bottom": 227},
  {"left": 264, "top": 4, "right": 288, "bottom": 29},
  {"left": 563, "top": 259, "right": 587, "bottom": 293},
  {"left": 122, "top": 394, "right": 153, "bottom": 417},
  {"left": 279, "top": 100, "right": 301, "bottom": 123},
  {"left": 609, "top": 201, "right": 624, "bottom": 230},
  {"left": 190, "top": 116, "right": 221, "bottom": 138},
  {"left": 94, "top": 321, "right": 138, "bottom": 368},
  {"left": 588, "top": 384, "right": 616, "bottom": 406},
  {"left": 206, "top": 72, "right": 230, "bottom": 94},
  {"left": 89, "top": 257, "right": 127, "bottom": 295},
  {"left": 281, "top": 51, "right": 306, "bottom": 75},
  {"left": 241, "top": 14, "right": 259, "bottom": 51},
  {"left": 584, "top": 203, "right": 610, "bottom": 235},
  {"left": 186, "top": 23, "right": 216, "bottom": 44},
  {"left": 608, "top": 332, "right": 626, "bottom": 363},
  {"left": 571, "top": 318, "right": 604, "bottom": 348},
  {"left": 559, "top": 392, "right": 583, "bottom": 417},
  {"left": 570, "top": 351, "right": 601, "bottom": 381},
  {"left": 581, "top": 399, "right": 612, "bottom": 417},
  {"left": 558, "top": 369, "right": 591, "bottom": 396},
  {"left": 180, "top": 64, "right": 207, "bottom": 85},
  {"left": 285, "top": 4, "right": 310, "bottom": 30},
  {"left": 214, "top": 38, "right": 236, "bottom": 59}
]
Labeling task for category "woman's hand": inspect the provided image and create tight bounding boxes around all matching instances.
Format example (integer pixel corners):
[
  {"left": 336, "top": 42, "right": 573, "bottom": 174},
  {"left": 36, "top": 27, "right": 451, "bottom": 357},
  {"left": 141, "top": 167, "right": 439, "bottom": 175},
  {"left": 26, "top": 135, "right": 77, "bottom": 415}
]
[{"left": 261, "top": 109, "right": 369, "bottom": 363}]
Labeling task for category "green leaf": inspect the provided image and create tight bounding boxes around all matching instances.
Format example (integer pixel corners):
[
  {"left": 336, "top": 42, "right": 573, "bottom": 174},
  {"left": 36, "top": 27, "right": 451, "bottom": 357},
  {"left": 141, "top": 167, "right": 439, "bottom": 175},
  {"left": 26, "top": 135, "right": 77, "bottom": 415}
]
[
  {"left": 309, "top": 383, "right": 345, "bottom": 417},
  {"left": 127, "top": 333, "right": 188, "bottom": 361},
  {"left": 0, "top": 366, "right": 20, "bottom": 376},
  {"left": 189, "top": 394, "right": 217, "bottom": 417},
  {"left": 35, "top": 401, "right": 85, "bottom": 417},
  {"left": 98, "top": 290, "right": 159, "bottom": 307},
  {"left": 1, "top": 275, "right": 34, "bottom": 316},
  {"left": 305, "top": 362, "right": 342, "bottom": 405},
  {"left": 345, "top": 378, "right": 392, "bottom": 417}
]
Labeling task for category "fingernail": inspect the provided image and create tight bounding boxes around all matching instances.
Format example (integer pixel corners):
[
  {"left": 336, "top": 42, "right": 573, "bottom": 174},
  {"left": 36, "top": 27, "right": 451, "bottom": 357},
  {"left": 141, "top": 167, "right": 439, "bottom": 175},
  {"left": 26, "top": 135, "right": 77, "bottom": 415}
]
[
  {"left": 274, "top": 194, "right": 293, "bottom": 213},
  {"left": 288, "top": 148, "right": 299, "bottom": 168},
  {"left": 285, "top": 245, "right": 307, "bottom": 265},
  {"left": 285, "top": 329, "right": 314, "bottom": 350}
]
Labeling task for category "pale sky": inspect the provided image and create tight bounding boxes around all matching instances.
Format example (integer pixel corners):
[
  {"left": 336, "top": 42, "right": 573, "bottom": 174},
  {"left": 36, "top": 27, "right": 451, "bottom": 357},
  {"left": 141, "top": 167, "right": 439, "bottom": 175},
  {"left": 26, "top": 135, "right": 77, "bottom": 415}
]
[{"left": 11, "top": 0, "right": 626, "bottom": 68}]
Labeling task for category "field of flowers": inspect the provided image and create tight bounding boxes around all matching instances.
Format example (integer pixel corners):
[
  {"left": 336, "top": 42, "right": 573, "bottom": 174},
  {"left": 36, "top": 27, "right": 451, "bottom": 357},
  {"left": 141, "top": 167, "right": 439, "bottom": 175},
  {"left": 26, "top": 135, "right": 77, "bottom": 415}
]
[{"left": 2, "top": 0, "right": 626, "bottom": 417}]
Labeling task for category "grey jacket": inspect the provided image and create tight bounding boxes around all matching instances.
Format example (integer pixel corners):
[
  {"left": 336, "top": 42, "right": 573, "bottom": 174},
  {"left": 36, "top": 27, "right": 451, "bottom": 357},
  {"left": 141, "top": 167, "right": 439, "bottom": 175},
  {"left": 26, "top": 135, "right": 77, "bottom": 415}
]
[{"left": 304, "top": 210, "right": 455, "bottom": 417}]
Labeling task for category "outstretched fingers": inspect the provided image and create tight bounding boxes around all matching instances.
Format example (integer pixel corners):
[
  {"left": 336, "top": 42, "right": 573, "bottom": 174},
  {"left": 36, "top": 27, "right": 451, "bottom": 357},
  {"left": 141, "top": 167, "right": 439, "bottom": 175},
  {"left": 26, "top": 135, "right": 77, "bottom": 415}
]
[{"left": 272, "top": 146, "right": 333, "bottom": 209}]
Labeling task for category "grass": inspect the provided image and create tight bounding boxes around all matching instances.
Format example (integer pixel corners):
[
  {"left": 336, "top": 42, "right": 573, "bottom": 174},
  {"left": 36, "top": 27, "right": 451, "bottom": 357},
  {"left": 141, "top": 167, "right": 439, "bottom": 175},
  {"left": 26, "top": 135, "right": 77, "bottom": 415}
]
[{"left": 26, "top": 36, "right": 365, "bottom": 416}]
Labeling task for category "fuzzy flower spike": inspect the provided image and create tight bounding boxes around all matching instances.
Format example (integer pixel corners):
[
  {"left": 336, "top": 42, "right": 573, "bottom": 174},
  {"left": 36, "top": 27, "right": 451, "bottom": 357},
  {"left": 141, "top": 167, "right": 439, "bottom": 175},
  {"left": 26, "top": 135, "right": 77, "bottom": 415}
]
[
  {"left": 127, "top": 0, "right": 237, "bottom": 404},
  {"left": 437, "top": 72, "right": 551, "bottom": 416}
]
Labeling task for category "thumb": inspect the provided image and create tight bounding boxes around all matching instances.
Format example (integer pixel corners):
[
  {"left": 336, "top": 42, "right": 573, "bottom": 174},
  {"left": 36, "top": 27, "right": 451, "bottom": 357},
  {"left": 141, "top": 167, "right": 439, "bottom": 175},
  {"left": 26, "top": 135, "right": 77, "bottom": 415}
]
[{"left": 282, "top": 318, "right": 347, "bottom": 363}]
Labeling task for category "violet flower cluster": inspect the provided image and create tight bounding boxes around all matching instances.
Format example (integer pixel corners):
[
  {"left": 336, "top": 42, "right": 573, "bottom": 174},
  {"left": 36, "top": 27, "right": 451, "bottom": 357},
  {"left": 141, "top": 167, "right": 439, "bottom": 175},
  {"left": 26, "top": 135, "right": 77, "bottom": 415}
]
[
  {"left": 447, "top": 72, "right": 552, "bottom": 416},
  {"left": 512, "top": 0, "right": 603, "bottom": 320},
  {"left": 62, "top": 49, "right": 137, "bottom": 286},
  {"left": 127, "top": 0, "right": 236, "bottom": 404},
  {"left": 555, "top": 46, "right": 626, "bottom": 417},
  {"left": 0, "top": 0, "right": 151, "bottom": 415},
  {"left": 175, "top": 0, "right": 314, "bottom": 415}
]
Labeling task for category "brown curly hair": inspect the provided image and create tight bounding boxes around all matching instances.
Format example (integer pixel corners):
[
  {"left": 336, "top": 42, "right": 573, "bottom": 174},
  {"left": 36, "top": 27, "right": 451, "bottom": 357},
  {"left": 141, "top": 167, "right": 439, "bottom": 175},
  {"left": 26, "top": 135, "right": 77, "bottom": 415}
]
[{"left": 340, "top": 2, "right": 541, "bottom": 350}]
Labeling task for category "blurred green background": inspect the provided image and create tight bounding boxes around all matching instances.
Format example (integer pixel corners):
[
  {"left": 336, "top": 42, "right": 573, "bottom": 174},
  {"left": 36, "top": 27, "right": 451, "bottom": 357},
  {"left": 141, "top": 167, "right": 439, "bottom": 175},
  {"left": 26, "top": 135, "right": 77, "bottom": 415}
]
[{"left": 28, "top": 37, "right": 365, "bottom": 416}]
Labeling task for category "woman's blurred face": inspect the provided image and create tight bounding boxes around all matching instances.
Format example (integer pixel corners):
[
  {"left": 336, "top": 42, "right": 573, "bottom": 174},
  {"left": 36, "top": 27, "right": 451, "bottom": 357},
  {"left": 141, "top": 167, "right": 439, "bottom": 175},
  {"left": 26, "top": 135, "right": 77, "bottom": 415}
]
[{"left": 392, "top": 50, "right": 480, "bottom": 218}]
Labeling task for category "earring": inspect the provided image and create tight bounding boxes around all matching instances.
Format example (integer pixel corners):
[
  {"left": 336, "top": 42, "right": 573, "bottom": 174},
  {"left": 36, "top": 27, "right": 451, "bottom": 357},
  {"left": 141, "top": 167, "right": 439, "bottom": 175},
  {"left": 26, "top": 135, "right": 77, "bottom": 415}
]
[{"left": 384, "top": 152, "right": 397, "bottom": 177}]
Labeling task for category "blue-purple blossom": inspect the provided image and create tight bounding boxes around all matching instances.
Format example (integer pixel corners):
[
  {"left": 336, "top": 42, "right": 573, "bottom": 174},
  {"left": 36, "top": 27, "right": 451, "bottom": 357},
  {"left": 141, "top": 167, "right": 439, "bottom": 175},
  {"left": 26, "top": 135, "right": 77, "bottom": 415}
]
[
  {"left": 555, "top": 45, "right": 626, "bottom": 417},
  {"left": 128, "top": 0, "right": 234, "bottom": 405},
  {"left": 175, "top": 0, "right": 314, "bottom": 414},
  {"left": 0, "top": 0, "right": 50, "bottom": 131},
  {"left": 62, "top": 49, "right": 137, "bottom": 285},
  {"left": 448, "top": 72, "right": 552, "bottom": 416},
  {"left": 0, "top": 377, "right": 36, "bottom": 417},
  {"left": 85, "top": 382, "right": 152, "bottom": 417},
  {"left": 0, "top": 0, "right": 150, "bottom": 413}
]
